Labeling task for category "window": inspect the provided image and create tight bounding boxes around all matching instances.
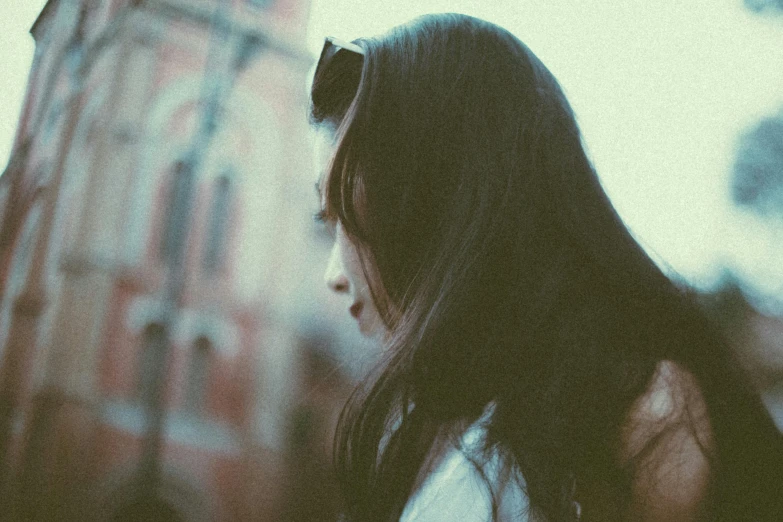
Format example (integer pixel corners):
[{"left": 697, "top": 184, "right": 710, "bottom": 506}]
[
  {"left": 40, "top": 100, "right": 63, "bottom": 146},
  {"left": 183, "top": 336, "right": 212, "bottom": 414},
  {"left": 160, "top": 161, "right": 194, "bottom": 263},
  {"left": 137, "top": 323, "right": 167, "bottom": 405},
  {"left": 202, "top": 174, "right": 232, "bottom": 274}
]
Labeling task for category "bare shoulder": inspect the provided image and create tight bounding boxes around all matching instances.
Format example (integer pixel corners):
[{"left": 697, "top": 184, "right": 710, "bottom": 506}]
[{"left": 622, "top": 360, "right": 713, "bottom": 522}]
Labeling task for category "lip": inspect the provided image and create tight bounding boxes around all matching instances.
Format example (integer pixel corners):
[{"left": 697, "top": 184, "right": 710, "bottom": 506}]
[{"left": 349, "top": 302, "right": 363, "bottom": 319}]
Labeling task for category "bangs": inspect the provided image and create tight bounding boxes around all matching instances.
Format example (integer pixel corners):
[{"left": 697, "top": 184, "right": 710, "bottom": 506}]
[
  {"left": 319, "top": 64, "right": 373, "bottom": 245},
  {"left": 325, "top": 111, "right": 397, "bottom": 328},
  {"left": 310, "top": 35, "right": 372, "bottom": 243},
  {"left": 313, "top": 38, "right": 399, "bottom": 328}
]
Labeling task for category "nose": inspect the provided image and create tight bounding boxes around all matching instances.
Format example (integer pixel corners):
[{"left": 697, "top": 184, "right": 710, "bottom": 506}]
[{"left": 325, "top": 243, "right": 349, "bottom": 294}]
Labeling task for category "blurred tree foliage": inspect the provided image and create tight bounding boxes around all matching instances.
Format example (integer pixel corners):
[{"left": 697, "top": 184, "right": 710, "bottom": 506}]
[
  {"left": 697, "top": 272, "right": 751, "bottom": 332},
  {"left": 732, "top": 112, "right": 783, "bottom": 218},
  {"left": 744, "top": 0, "right": 783, "bottom": 14}
]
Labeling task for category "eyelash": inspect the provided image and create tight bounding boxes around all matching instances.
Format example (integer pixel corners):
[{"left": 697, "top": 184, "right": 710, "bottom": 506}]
[{"left": 313, "top": 210, "right": 337, "bottom": 238}]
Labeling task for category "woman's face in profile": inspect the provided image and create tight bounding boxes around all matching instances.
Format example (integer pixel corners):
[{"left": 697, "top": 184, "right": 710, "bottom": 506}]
[
  {"left": 316, "top": 131, "right": 387, "bottom": 340},
  {"left": 324, "top": 222, "right": 387, "bottom": 339}
]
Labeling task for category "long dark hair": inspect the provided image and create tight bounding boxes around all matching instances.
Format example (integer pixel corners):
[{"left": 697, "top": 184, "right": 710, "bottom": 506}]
[{"left": 310, "top": 13, "right": 783, "bottom": 521}]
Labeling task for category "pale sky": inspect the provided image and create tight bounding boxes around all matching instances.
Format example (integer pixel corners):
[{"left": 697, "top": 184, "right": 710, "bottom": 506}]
[
  {"left": 306, "top": 0, "right": 783, "bottom": 297},
  {"left": 0, "top": 0, "right": 48, "bottom": 166},
  {"left": 1, "top": 0, "right": 781, "bottom": 298}
]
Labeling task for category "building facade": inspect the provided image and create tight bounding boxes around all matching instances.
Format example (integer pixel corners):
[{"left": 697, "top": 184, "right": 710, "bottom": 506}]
[{"left": 0, "top": 0, "right": 368, "bottom": 520}]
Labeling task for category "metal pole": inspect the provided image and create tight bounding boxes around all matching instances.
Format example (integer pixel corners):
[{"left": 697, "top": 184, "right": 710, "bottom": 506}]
[{"left": 132, "top": 0, "right": 264, "bottom": 504}]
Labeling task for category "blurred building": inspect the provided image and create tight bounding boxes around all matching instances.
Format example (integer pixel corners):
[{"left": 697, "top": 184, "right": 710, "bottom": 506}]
[{"left": 0, "top": 0, "right": 370, "bottom": 520}]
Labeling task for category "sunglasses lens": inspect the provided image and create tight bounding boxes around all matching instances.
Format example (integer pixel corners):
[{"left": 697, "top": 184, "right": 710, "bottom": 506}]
[
  {"left": 316, "top": 39, "right": 336, "bottom": 77},
  {"left": 315, "top": 38, "right": 364, "bottom": 80}
]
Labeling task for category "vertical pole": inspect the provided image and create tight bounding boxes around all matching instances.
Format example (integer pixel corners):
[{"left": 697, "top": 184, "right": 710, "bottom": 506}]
[{"left": 134, "top": 1, "right": 260, "bottom": 501}]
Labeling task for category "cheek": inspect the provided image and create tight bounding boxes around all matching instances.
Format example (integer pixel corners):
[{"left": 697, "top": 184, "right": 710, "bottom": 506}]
[
  {"left": 335, "top": 227, "right": 371, "bottom": 295},
  {"left": 337, "top": 237, "right": 364, "bottom": 286}
]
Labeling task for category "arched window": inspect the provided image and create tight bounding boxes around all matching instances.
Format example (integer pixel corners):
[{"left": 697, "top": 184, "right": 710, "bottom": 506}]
[
  {"left": 137, "top": 323, "right": 167, "bottom": 405},
  {"left": 160, "top": 160, "right": 194, "bottom": 263},
  {"left": 0, "top": 206, "right": 41, "bottom": 357},
  {"left": 202, "top": 173, "right": 232, "bottom": 274},
  {"left": 183, "top": 336, "right": 212, "bottom": 414},
  {"left": 40, "top": 99, "right": 64, "bottom": 146}
]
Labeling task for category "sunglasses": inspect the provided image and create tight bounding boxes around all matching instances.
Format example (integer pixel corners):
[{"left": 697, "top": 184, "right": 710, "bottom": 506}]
[{"left": 316, "top": 36, "right": 365, "bottom": 76}]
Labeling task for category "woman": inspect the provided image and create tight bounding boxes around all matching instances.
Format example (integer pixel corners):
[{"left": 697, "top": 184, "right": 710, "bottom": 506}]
[{"left": 310, "top": 13, "right": 783, "bottom": 521}]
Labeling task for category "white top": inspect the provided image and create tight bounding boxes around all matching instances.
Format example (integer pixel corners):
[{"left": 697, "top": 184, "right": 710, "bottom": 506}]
[{"left": 399, "top": 410, "right": 531, "bottom": 522}]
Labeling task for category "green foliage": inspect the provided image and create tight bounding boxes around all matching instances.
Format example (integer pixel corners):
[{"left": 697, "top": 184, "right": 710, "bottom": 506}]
[
  {"left": 744, "top": 0, "right": 783, "bottom": 13},
  {"left": 697, "top": 274, "right": 750, "bottom": 331},
  {"left": 732, "top": 113, "right": 783, "bottom": 218}
]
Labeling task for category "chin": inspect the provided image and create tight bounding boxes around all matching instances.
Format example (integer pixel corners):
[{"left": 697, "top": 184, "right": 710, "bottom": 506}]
[
  {"left": 359, "top": 321, "right": 387, "bottom": 341},
  {"left": 358, "top": 323, "right": 376, "bottom": 338}
]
